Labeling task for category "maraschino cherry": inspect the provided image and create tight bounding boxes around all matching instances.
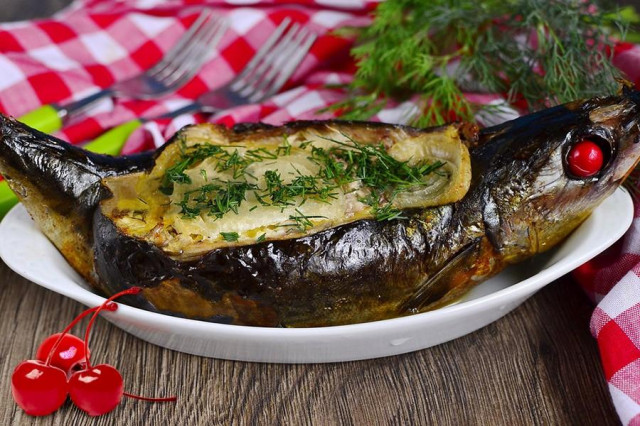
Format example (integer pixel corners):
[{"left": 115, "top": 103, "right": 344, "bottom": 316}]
[
  {"left": 567, "top": 139, "right": 604, "bottom": 177},
  {"left": 36, "top": 333, "right": 88, "bottom": 373},
  {"left": 69, "top": 287, "right": 176, "bottom": 416},
  {"left": 69, "top": 364, "right": 124, "bottom": 416},
  {"left": 11, "top": 303, "right": 117, "bottom": 416},
  {"left": 11, "top": 287, "right": 176, "bottom": 417},
  {"left": 68, "top": 289, "right": 138, "bottom": 416},
  {"left": 11, "top": 360, "right": 68, "bottom": 416}
]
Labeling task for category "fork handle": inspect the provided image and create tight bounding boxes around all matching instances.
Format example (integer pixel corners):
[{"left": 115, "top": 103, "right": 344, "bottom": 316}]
[
  {"left": 62, "top": 88, "right": 114, "bottom": 120},
  {"left": 0, "top": 180, "right": 16, "bottom": 219},
  {"left": 18, "top": 88, "right": 115, "bottom": 134},
  {"left": 84, "top": 119, "right": 143, "bottom": 156},
  {"left": 157, "top": 102, "right": 203, "bottom": 120},
  {"left": 18, "top": 105, "right": 63, "bottom": 133}
]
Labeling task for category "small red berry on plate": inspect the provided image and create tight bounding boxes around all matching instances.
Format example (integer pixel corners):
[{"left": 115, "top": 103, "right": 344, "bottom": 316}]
[
  {"left": 71, "top": 286, "right": 176, "bottom": 414},
  {"left": 11, "top": 360, "right": 68, "bottom": 416},
  {"left": 36, "top": 333, "right": 88, "bottom": 374},
  {"left": 567, "top": 140, "right": 604, "bottom": 177},
  {"left": 69, "top": 364, "right": 124, "bottom": 416},
  {"left": 10, "top": 303, "right": 117, "bottom": 416},
  {"left": 11, "top": 287, "right": 174, "bottom": 417}
]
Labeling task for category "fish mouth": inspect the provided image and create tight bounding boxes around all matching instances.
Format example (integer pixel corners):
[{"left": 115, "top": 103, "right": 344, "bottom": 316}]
[{"left": 611, "top": 125, "right": 640, "bottom": 184}]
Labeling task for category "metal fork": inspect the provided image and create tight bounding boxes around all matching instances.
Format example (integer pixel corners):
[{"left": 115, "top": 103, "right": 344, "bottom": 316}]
[
  {"left": 85, "top": 18, "right": 317, "bottom": 155},
  {"left": 163, "top": 17, "right": 316, "bottom": 118},
  {"left": 19, "top": 10, "right": 228, "bottom": 134}
]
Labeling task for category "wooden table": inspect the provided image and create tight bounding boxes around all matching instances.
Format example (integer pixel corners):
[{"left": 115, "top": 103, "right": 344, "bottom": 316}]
[
  {"left": 0, "top": 1, "right": 621, "bottom": 425},
  {"left": 0, "top": 261, "right": 620, "bottom": 425}
]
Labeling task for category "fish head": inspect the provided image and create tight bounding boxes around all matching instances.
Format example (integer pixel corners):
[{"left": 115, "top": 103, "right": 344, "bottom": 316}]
[{"left": 475, "top": 86, "right": 640, "bottom": 259}]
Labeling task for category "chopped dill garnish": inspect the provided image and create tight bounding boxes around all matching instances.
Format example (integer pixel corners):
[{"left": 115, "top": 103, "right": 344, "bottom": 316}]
[
  {"left": 177, "top": 181, "right": 257, "bottom": 218},
  {"left": 256, "top": 233, "right": 267, "bottom": 243},
  {"left": 282, "top": 209, "right": 327, "bottom": 232},
  {"left": 312, "top": 134, "right": 446, "bottom": 194},
  {"left": 245, "top": 147, "right": 278, "bottom": 161},
  {"left": 160, "top": 158, "right": 194, "bottom": 195},
  {"left": 263, "top": 170, "right": 337, "bottom": 206},
  {"left": 361, "top": 193, "right": 407, "bottom": 221},
  {"left": 276, "top": 136, "right": 292, "bottom": 156},
  {"left": 299, "top": 140, "right": 313, "bottom": 150},
  {"left": 220, "top": 231, "right": 239, "bottom": 242},
  {"left": 162, "top": 135, "right": 446, "bottom": 223}
]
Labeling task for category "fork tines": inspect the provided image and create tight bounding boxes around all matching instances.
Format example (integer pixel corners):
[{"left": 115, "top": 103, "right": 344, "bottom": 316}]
[
  {"left": 148, "top": 10, "right": 228, "bottom": 90},
  {"left": 231, "top": 18, "right": 317, "bottom": 103}
]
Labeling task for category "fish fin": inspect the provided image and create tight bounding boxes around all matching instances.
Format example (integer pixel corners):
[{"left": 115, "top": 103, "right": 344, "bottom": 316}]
[{"left": 400, "top": 238, "right": 482, "bottom": 313}]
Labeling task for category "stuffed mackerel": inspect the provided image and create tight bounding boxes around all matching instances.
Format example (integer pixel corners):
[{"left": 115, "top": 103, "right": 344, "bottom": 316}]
[{"left": 2, "top": 88, "right": 640, "bottom": 327}]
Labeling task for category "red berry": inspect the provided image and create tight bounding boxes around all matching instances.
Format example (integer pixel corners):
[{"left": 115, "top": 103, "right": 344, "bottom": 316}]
[
  {"left": 69, "top": 364, "right": 123, "bottom": 416},
  {"left": 567, "top": 140, "right": 604, "bottom": 177},
  {"left": 36, "top": 333, "right": 88, "bottom": 374},
  {"left": 11, "top": 360, "right": 68, "bottom": 416}
]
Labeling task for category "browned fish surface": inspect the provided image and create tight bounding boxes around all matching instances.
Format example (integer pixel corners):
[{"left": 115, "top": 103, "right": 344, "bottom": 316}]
[{"left": 1, "top": 88, "right": 640, "bottom": 327}]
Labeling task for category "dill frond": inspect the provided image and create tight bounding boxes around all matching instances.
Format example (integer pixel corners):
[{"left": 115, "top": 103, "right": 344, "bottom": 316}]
[{"left": 329, "top": 0, "right": 627, "bottom": 126}]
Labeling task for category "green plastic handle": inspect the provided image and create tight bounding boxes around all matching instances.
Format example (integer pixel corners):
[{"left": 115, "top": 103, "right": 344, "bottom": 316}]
[
  {"left": 0, "top": 180, "right": 17, "bottom": 219},
  {"left": 83, "top": 119, "right": 143, "bottom": 156},
  {"left": 0, "top": 119, "right": 143, "bottom": 219},
  {"left": 18, "top": 105, "right": 63, "bottom": 134}
]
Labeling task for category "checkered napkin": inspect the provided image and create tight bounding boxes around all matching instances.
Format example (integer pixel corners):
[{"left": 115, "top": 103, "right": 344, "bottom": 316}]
[
  {"left": 566, "top": 41, "right": 640, "bottom": 426},
  {"left": 0, "top": 0, "right": 377, "bottom": 152},
  {"left": 0, "top": 1, "right": 639, "bottom": 423}
]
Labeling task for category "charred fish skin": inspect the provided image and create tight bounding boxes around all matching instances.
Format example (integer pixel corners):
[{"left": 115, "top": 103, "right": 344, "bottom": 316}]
[
  {"left": 2, "top": 88, "right": 640, "bottom": 328},
  {"left": 0, "top": 115, "right": 154, "bottom": 286},
  {"left": 93, "top": 121, "right": 471, "bottom": 327},
  {"left": 401, "top": 87, "right": 640, "bottom": 311},
  {"left": 91, "top": 87, "right": 640, "bottom": 327},
  {"left": 94, "top": 202, "right": 445, "bottom": 327}
]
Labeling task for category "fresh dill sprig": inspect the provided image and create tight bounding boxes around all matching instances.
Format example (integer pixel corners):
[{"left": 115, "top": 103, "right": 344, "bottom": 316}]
[{"left": 328, "top": 0, "right": 627, "bottom": 127}]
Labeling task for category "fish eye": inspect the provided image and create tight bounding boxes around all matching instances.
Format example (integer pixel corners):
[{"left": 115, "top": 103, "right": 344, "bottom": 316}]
[{"left": 565, "top": 136, "right": 611, "bottom": 179}]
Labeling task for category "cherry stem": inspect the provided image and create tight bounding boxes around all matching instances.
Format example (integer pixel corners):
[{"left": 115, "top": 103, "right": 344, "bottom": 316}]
[
  {"left": 83, "top": 287, "right": 142, "bottom": 369},
  {"left": 123, "top": 392, "right": 177, "bottom": 402},
  {"left": 79, "top": 287, "right": 177, "bottom": 404},
  {"left": 45, "top": 303, "right": 117, "bottom": 366}
]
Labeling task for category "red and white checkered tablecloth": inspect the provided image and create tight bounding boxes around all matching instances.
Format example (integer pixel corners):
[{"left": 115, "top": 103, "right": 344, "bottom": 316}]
[{"left": 1, "top": 1, "right": 640, "bottom": 423}]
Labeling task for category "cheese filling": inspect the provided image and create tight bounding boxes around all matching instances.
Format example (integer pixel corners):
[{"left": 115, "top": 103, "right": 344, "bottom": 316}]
[{"left": 101, "top": 123, "right": 471, "bottom": 259}]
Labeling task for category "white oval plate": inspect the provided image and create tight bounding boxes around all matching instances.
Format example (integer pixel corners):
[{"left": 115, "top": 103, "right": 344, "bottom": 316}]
[{"left": 0, "top": 188, "right": 633, "bottom": 363}]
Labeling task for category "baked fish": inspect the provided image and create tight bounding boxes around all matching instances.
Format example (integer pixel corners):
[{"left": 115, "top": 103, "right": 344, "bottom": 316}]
[{"left": 1, "top": 88, "right": 639, "bottom": 327}]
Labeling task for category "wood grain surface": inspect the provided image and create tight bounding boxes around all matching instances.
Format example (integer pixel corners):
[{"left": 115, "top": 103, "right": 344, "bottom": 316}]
[
  {"left": 0, "top": 260, "right": 619, "bottom": 425},
  {"left": 0, "top": 0, "right": 624, "bottom": 424}
]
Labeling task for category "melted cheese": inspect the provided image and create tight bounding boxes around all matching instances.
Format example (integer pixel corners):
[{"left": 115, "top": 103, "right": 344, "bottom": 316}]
[{"left": 101, "top": 123, "right": 471, "bottom": 260}]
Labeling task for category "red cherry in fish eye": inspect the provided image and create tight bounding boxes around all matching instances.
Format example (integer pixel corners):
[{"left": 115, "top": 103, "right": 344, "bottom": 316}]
[
  {"left": 36, "top": 333, "right": 88, "bottom": 374},
  {"left": 11, "top": 360, "right": 69, "bottom": 416},
  {"left": 567, "top": 140, "right": 604, "bottom": 177}
]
